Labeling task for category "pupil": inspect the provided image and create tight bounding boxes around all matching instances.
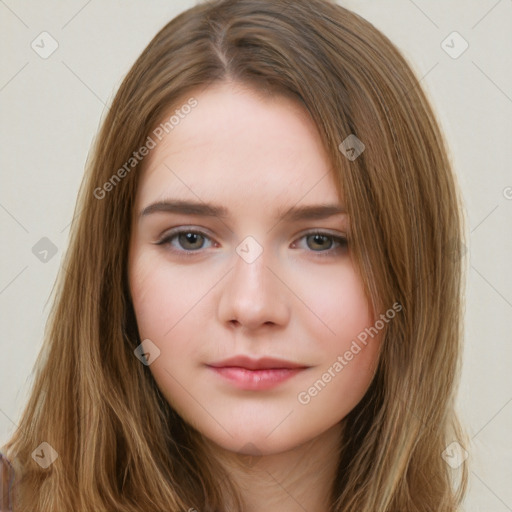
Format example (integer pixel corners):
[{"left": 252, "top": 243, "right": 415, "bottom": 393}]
[
  {"left": 310, "top": 234, "right": 329, "bottom": 250},
  {"left": 182, "top": 232, "right": 201, "bottom": 248}
]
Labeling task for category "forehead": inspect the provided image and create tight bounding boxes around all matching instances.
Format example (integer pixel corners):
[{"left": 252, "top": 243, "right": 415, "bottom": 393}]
[{"left": 136, "top": 82, "right": 341, "bottom": 209}]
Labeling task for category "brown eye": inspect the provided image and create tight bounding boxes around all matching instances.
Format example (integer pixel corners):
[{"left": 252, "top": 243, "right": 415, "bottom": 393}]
[
  {"left": 294, "top": 231, "right": 348, "bottom": 256},
  {"left": 176, "top": 232, "right": 206, "bottom": 250},
  {"left": 307, "top": 234, "right": 334, "bottom": 251},
  {"left": 156, "top": 229, "right": 213, "bottom": 254}
]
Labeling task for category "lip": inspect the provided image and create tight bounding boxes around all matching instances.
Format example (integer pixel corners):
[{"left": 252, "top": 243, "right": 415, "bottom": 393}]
[
  {"left": 208, "top": 355, "right": 307, "bottom": 370},
  {"left": 206, "top": 356, "right": 310, "bottom": 390}
]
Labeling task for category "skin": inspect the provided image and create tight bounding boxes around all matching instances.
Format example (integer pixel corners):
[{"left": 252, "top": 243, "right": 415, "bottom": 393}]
[{"left": 128, "top": 81, "right": 382, "bottom": 511}]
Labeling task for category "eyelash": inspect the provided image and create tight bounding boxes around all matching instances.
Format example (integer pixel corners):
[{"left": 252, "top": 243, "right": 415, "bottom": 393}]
[{"left": 154, "top": 228, "right": 348, "bottom": 258}]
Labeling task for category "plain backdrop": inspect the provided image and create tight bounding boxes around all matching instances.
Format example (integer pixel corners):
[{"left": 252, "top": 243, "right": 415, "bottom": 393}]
[{"left": 1, "top": 1, "right": 511, "bottom": 510}]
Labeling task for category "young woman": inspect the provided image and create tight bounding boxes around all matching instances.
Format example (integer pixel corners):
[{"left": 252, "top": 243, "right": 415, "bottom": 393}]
[{"left": 1, "top": 0, "right": 469, "bottom": 510}]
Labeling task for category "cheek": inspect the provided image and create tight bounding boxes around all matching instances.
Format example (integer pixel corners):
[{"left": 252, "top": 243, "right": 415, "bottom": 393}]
[
  {"left": 128, "top": 250, "right": 208, "bottom": 341},
  {"left": 295, "top": 265, "right": 381, "bottom": 408},
  {"left": 128, "top": 255, "right": 206, "bottom": 417},
  {"left": 300, "top": 262, "right": 377, "bottom": 353},
  {"left": 128, "top": 250, "right": 215, "bottom": 398}
]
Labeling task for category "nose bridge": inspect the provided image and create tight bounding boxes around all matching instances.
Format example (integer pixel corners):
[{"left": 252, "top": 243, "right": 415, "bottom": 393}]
[
  {"left": 233, "top": 241, "right": 270, "bottom": 293},
  {"left": 218, "top": 235, "right": 289, "bottom": 329}
]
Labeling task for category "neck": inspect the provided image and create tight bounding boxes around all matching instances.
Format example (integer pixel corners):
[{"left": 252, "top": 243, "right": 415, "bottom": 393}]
[{"left": 204, "top": 422, "right": 343, "bottom": 512}]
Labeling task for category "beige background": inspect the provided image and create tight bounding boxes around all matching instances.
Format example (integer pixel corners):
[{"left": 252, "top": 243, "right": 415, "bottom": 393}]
[{"left": 1, "top": 1, "right": 511, "bottom": 510}]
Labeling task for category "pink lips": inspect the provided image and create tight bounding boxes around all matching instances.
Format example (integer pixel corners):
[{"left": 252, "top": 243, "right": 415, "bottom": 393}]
[{"left": 206, "top": 356, "right": 309, "bottom": 390}]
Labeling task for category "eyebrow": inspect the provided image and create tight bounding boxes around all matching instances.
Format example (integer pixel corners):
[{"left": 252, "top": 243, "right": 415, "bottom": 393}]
[{"left": 138, "top": 199, "right": 347, "bottom": 222}]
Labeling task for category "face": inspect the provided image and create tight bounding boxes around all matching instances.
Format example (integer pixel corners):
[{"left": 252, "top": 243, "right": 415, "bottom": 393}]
[{"left": 128, "top": 81, "right": 382, "bottom": 457}]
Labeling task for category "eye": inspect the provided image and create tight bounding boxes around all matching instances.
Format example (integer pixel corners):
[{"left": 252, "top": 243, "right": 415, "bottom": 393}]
[
  {"left": 154, "top": 228, "right": 348, "bottom": 257},
  {"left": 155, "top": 228, "right": 214, "bottom": 255},
  {"left": 293, "top": 231, "right": 348, "bottom": 256}
]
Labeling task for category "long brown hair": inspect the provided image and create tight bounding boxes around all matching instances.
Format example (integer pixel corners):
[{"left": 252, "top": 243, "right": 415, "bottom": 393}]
[{"left": 2, "top": 0, "right": 468, "bottom": 510}]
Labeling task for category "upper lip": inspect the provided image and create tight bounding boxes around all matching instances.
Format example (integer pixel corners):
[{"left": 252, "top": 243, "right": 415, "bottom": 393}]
[{"left": 207, "top": 355, "right": 309, "bottom": 370}]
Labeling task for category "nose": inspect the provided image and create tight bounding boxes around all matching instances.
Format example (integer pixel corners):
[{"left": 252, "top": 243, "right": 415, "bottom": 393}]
[{"left": 217, "top": 243, "right": 290, "bottom": 332}]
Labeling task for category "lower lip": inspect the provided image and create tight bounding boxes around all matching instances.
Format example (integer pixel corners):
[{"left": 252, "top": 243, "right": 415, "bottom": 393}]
[{"left": 208, "top": 366, "right": 305, "bottom": 390}]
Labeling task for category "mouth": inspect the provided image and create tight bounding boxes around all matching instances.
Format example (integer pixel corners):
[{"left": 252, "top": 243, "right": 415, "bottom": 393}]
[{"left": 206, "top": 355, "right": 310, "bottom": 390}]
